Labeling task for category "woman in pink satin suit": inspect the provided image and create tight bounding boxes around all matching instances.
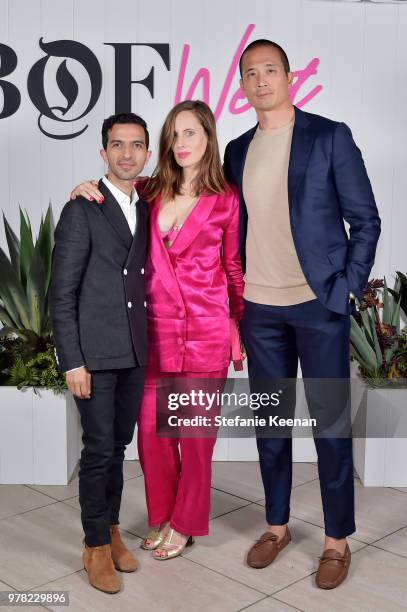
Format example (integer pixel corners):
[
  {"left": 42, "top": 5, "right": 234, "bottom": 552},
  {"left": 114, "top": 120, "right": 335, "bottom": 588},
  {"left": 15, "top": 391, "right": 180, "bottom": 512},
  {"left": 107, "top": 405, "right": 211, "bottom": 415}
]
[
  {"left": 138, "top": 100, "right": 244, "bottom": 559},
  {"left": 71, "top": 100, "right": 244, "bottom": 560}
]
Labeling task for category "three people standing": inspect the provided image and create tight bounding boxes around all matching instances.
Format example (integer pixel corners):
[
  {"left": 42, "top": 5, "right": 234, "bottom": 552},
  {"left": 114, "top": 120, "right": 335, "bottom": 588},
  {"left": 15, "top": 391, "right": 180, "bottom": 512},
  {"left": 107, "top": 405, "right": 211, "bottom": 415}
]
[{"left": 50, "top": 38, "right": 380, "bottom": 593}]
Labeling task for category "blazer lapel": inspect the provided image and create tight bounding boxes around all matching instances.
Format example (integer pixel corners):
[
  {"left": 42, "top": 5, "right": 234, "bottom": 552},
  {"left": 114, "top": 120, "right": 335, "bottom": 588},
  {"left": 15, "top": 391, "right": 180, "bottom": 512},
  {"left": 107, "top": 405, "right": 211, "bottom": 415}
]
[
  {"left": 288, "top": 107, "right": 315, "bottom": 207},
  {"left": 233, "top": 125, "right": 256, "bottom": 272},
  {"left": 149, "top": 202, "right": 183, "bottom": 304},
  {"left": 126, "top": 198, "right": 148, "bottom": 264},
  {"left": 149, "top": 193, "right": 220, "bottom": 304},
  {"left": 99, "top": 180, "right": 133, "bottom": 250},
  {"left": 169, "top": 193, "right": 219, "bottom": 257},
  {"left": 236, "top": 125, "right": 257, "bottom": 203}
]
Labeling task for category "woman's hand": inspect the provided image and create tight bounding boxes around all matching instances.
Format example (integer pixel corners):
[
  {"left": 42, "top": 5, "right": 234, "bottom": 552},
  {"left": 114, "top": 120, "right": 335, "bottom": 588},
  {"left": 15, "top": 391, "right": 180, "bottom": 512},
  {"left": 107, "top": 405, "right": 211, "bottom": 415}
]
[
  {"left": 231, "top": 318, "right": 246, "bottom": 364},
  {"left": 236, "top": 322, "right": 246, "bottom": 361},
  {"left": 240, "top": 335, "right": 247, "bottom": 361},
  {"left": 70, "top": 180, "right": 103, "bottom": 202}
]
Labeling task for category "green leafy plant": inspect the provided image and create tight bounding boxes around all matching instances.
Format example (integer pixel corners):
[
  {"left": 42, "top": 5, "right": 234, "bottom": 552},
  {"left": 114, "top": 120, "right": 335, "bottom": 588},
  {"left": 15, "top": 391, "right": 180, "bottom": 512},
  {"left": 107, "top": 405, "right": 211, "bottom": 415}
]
[
  {"left": 388, "top": 271, "right": 407, "bottom": 318},
  {"left": 7, "top": 342, "right": 66, "bottom": 394},
  {"left": 350, "top": 276, "right": 407, "bottom": 386},
  {"left": 0, "top": 207, "right": 53, "bottom": 344},
  {"left": 0, "top": 208, "right": 66, "bottom": 394}
]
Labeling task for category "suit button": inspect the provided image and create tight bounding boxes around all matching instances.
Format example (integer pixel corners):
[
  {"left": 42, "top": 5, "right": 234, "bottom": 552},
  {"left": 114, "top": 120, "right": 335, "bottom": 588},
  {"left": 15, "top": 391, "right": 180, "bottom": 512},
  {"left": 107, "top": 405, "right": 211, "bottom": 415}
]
[
  {"left": 141, "top": 268, "right": 145, "bottom": 274},
  {"left": 127, "top": 302, "right": 132, "bottom": 308},
  {"left": 144, "top": 301, "right": 147, "bottom": 308},
  {"left": 123, "top": 269, "right": 128, "bottom": 275},
  {"left": 177, "top": 337, "right": 183, "bottom": 346},
  {"left": 179, "top": 310, "right": 185, "bottom": 318}
]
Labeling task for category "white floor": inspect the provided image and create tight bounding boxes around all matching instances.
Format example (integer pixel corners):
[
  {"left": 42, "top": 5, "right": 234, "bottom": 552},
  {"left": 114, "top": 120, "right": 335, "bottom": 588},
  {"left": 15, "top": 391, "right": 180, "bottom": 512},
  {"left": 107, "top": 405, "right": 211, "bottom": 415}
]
[{"left": 1, "top": 461, "right": 407, "bottom": 611}]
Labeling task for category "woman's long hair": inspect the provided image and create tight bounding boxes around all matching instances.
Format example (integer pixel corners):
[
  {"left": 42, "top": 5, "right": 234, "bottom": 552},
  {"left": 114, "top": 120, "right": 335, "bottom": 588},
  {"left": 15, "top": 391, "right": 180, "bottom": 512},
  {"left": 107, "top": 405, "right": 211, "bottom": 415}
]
[{"left": 142, "top": 100, "right": 227, "bottom": 202}]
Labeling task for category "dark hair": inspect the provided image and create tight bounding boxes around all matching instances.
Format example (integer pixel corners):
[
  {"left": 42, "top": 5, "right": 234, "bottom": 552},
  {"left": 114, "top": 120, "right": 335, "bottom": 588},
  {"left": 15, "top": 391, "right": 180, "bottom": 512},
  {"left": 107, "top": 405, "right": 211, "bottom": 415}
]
[
  {"left": 142, "top": 100, "right": 226, "bottom": 203},
  {"left": 102, "top": 113, "right": 149, "bottom": 149},
  {"left": 239, "top": 39, "right": 290, "bottom": 77}
]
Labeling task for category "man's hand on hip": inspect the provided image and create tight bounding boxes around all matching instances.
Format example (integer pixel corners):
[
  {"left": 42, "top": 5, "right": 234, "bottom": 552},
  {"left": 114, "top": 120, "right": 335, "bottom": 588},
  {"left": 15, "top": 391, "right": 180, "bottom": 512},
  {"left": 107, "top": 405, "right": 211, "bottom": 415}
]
[{"left": 66, "top": 366, "right": 91, "bottom": 399}]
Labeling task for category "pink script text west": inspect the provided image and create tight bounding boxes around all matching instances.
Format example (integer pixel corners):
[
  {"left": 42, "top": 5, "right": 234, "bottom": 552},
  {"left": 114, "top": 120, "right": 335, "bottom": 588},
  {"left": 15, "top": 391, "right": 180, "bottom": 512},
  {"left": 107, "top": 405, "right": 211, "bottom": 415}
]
[{"left": 175, "top": 24, "right": 323, "bottom": 121}]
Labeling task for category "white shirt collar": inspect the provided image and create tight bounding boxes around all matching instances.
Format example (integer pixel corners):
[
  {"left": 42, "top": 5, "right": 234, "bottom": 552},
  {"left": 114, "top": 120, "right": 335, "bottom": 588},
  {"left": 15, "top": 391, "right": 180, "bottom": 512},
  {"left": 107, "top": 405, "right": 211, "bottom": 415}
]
[{"left": 102, "top": 176, "right": 137, "bottom": 207}]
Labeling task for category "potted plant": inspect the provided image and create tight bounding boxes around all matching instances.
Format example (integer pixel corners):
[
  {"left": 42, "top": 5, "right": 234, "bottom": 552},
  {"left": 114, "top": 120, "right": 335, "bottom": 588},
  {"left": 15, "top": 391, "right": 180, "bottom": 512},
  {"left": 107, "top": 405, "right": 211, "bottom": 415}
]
[
  {"left": 0, "top": 209, "right": 81, "bottom": 485},
  {"left": 350, "top": 273, "right": 407, "bottom": 486}
]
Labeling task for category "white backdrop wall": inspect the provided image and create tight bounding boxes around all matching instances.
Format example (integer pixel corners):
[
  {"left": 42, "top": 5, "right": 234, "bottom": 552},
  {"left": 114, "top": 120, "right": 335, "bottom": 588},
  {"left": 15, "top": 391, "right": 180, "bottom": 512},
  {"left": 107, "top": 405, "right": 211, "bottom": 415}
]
[
  {"left": 0, "top": 0, "right": 406, "bottom": 279},
  {"left": 1, "top": 0, "right": 406, "bottom": 464}
]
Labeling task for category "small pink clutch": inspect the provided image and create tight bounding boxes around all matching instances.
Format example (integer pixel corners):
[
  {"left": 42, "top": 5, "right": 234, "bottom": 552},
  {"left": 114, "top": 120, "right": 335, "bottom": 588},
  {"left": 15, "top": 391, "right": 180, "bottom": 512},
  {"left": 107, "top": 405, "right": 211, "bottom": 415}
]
[{"left": 230, "top": 318, "right": 244, "bottom": 371}]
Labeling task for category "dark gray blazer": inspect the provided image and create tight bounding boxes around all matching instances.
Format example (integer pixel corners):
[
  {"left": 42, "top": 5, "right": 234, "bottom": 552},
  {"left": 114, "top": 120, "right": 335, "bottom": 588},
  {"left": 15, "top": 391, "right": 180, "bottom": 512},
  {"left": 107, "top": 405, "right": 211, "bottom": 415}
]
[{"left": 50, "top": 179, "right": 148, "bottom": 372}]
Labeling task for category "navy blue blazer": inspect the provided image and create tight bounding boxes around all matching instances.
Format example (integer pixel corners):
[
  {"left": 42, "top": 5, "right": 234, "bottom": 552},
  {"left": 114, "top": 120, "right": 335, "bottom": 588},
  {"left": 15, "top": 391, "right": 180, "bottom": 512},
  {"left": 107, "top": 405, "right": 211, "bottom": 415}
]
[{"left": 223, "top": 106, "right": 381, "bottom": 315}]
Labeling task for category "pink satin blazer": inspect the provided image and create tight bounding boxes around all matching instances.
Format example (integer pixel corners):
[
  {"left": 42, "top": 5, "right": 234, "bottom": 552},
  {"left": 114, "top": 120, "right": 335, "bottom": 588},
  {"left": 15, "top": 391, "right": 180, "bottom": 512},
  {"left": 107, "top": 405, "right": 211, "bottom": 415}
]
[{"left": 146, "top": 187, "right": 244, "bottom": 372}]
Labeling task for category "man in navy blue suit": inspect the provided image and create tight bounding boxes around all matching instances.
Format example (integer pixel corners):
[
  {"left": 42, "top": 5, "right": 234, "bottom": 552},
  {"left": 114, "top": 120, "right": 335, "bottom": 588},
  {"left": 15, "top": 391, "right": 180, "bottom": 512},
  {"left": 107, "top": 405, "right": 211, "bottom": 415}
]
[{"left": 224, "top": 39, "right": 380, "bottom": 589}]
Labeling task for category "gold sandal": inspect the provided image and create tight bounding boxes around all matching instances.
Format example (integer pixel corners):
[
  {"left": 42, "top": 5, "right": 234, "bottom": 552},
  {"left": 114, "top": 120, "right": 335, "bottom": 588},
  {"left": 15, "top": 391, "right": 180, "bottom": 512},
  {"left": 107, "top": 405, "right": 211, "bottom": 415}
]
[
  {"left": 140, "top": 528, "right": 166, "bottom": 550},
  {"left": 153, "top": 528, "right": 194, "bottom": 560}
]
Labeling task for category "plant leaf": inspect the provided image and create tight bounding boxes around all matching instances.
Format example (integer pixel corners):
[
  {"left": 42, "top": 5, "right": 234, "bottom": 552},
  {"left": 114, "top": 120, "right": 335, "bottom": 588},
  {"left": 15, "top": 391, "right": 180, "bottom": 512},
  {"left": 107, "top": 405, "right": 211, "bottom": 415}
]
[
  {"left": 0, "top": 305, "right": 15, "bottom": 328},
  {"left": 383, "top": 278, "right": 391, "bottom": 325},
  {"left": 3, "top": 213, "right": 20, "bottom": 278},
  {"left": 41, "top": 312, "right": 52, "bottom": 337},
  {"left": 350, "top": 345, "right": 374, "bottom": 376},
  {"left": 0, "top": 247, "right": 30, "bottom": 328},
  {"left": 359, "top": 308, "right": 374, "bottom": 347},
  {"left": 36, "top": 204, "right": 53, "bottom": 294},
  {"left": 0, "top": 326, "right": 29, "bottom": 341},
  {"left": 350, "top": 316, "right": 378, "bottom": 371},
  {"left": 384, "top": 346, "right": 398, "bottom": 364},
  {"left": 391, "top": 297, "right": 402, "bottom": 333},
  {"left": 396, "top": 271, "right": 407, "bottom": 316},
  {"left": 19, "top": 207, "right": 34, "bottom": 290},
  {"left": 368, "top": 311, "right": 383, "bottom": 365},
  {"left": 388, "top": 288, "right": 400, "bottom": 303},
  {"left": 26, "top": 242, "right": 46, "bottom": 335}
]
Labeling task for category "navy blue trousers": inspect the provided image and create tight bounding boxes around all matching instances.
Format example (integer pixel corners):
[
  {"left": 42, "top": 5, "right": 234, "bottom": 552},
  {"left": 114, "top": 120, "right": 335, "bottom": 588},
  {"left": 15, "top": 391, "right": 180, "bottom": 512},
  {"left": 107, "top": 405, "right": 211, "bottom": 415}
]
[{"left": 240, "top": 298, "right": 355, "bottom": 538}]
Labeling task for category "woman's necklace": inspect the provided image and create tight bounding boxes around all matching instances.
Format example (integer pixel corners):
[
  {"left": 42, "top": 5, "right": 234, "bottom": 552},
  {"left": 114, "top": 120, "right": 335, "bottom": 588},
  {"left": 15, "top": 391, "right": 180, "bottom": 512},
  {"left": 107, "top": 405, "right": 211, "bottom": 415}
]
[{"left": 172, "top": 194, "right": 198, "bottom": 230}]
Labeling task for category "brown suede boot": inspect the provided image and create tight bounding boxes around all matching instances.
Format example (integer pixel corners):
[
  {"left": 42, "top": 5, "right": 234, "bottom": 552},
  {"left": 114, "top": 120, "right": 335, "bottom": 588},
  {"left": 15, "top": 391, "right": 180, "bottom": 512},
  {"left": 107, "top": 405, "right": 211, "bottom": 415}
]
[
  {"left": 83, "top": 543, "right": 120, "bottom": 594},
  {"left": 110, "top": 524, "right": 139, "bottom": 572}
]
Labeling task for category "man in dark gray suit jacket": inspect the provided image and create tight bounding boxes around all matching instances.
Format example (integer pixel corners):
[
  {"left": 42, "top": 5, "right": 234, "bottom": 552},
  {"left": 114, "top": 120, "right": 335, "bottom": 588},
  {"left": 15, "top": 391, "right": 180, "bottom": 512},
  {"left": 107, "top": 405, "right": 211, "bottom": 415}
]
[{"left": 50, "top": 113, "right": 151, "bottom": 594}]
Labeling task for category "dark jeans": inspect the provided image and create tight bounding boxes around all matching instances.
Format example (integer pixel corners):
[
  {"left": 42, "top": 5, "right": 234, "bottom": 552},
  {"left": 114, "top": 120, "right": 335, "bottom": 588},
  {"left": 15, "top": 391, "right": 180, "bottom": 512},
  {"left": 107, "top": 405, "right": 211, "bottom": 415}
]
[
  {"left": 240, "top": 298, "right": 355, "bottom": 539},
  {"left": 75, "top": 366, "right": 145, "bottom": 546}
]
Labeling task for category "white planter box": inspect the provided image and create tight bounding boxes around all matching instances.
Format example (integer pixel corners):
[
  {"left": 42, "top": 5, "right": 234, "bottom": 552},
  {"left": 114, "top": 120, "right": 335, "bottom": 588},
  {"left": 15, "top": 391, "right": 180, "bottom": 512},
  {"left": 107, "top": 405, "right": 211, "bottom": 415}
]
[
  {"left": 352, "top": 383, "right": 407, "bottom": 487},
  {"left": 0, "top": 387, "right": 81, "bottom": 485}
]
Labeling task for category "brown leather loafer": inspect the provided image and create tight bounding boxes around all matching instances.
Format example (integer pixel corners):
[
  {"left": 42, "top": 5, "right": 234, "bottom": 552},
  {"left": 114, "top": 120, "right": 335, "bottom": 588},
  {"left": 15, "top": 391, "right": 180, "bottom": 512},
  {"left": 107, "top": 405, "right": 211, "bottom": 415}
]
[
  {"left": 110, "top": 524, "right": 139, "bottom": 572},
  {"left": 247, "top": 527, "right": 291, "bottom": 569},
  {"left": 315, "top": 544, "right": 351, "bottom": 589}
]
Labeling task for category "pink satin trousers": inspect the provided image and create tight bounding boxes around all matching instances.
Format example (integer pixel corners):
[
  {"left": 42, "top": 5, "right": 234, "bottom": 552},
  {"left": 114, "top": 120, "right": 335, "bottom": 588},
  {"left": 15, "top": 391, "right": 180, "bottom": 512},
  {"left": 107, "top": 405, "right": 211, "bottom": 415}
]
[{"left": 137, "top": 366, "right": 228, "bottom": 536}]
